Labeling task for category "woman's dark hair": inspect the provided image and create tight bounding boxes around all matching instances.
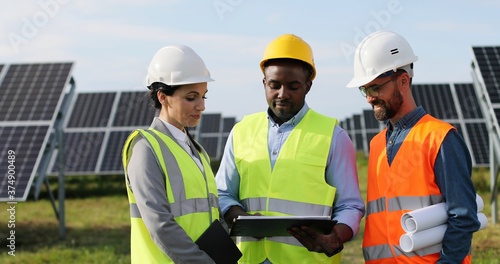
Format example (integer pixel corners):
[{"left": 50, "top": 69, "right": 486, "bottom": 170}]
[
  {"left": 148, "top": 82, "right": 180, "bottom": 109},
  {"left": 147, "top": 82, "right": 202, "bottom": 152}
]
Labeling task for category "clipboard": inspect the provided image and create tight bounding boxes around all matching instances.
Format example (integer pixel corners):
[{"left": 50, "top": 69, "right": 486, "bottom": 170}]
[
  {"left": 229, "top": 215, "right": 337, "bottom": 237},
  {"left": 195, "top": 220, "right": 242, "bottom": 264}
]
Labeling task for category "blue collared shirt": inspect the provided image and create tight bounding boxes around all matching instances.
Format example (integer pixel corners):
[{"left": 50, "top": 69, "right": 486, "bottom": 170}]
[
  {"left": 216, "top": 103, "right": 365, "bottom": 237},
  {"left": 385, "top": 106, "right": 480, "bottom": 263}
]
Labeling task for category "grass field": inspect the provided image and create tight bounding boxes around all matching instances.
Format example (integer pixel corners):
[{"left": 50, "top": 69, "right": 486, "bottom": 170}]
[{"left": 0, "top": 154, "right": 499, "bottom": 263}]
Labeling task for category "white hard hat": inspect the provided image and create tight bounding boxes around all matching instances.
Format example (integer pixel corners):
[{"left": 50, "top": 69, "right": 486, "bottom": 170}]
[
  {"left": 346, "top": 31, "right": 418, "bottom": 88},
  {"left": 146, "top": 45, "right": 214, "bottom": 86}
]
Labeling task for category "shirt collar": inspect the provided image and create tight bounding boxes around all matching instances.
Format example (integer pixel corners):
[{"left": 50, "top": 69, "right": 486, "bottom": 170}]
[
  {"left": 158, "top": 118, "right": 190, "bottom": 144},
  {"left": 267, "top": 102, "right": 309, "bottom": 127},
  {"left": 387, "top": 106, "right": 427, "bottom": 130}
]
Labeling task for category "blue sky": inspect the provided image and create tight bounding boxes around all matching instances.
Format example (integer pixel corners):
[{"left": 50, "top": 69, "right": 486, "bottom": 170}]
[{"left": 1, "top": 0, "right": 499, "bottom": 121}]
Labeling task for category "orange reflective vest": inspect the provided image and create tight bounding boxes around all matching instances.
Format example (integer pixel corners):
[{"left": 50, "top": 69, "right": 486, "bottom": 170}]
[{"left": 363, "top": 114, "right": 471, "bottom": 264}]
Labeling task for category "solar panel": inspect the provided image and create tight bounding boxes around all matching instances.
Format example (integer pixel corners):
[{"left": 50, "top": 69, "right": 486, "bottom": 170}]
[
  {"left": 223, "top": 117, "right": 236, "bottom": 133},
  {"left": 363, "top": 109, "right": 380, "bottom": 129},
  {"left": 455, "top": 83, "right": 484, "bottom": 119},
  {"left": 0, "top": 63, "right": 72, "bottom": 122},
  {"left": 466, "top": 123, "right": 489, "bottom": 166},
  {"left": 354, "top": 133, "right": 363, "bottom": 152},
  {"left": 344, "top": 117, "right": 352, "bottom": 131},
  {"left": 47, "top": 89, "right": 236, "bottom": 175},
  {"left": 113, "top": 91, "right": 155, "bottom": 127},
  {"left": 100, "top": 131, "right": 132, "bottom": 173},
  {"left": 200, "top": 136, "right": 220, "bottom": 159},
  {"left": 0, "top": 63, "right": 73, "bottom": 201},
  {"left": 0, "top": 126, "right": 50, "bottom": 201},
  {"left": 66, "top": 92, "right": 116, "bottom": 128},
  {"left": 200, "top": 113, "right": 222, "bottom": 133},
  {"left": 413, "top": 84, "right": 458, "bottom": 120},
  {"left": 473, "top": 47, "right": 500, "bottom": 104},
  {"left": 52, "top": 132, "right": 105, "bottom": 174},
  {"left": 51, "top": 91, "right": 154, "bottom": 175},
  {"left": 353, "top": 114, "right": 361, "bottom": 130}
]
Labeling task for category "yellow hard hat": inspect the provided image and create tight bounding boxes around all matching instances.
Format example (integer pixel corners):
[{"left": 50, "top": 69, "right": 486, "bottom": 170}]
[{"left": 260, "top": 34, "right": 316, "bottom": 80}]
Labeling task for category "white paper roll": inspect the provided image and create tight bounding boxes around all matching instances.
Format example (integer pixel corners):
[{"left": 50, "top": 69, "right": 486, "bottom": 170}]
[
  {"left": 401, "top": 203, "right": 447, "bottom": 234},
  {"left": 400, "top": 213, "right": 488, "bottom": 253},
  {"left": 476, "top": 194, "right": 484, "bottom": 212},
  {"left": 401, "top": 194, "right": 485, "bottom": 234},
  {"left": 478, "top": 212, "right": 488, "bottom": 229},
  {"left": 400, "top": 223, "right": 447, "bottom": 253}
]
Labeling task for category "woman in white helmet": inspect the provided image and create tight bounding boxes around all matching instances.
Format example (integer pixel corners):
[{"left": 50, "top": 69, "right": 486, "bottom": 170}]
[
  {"left": 347, "top": 31, "right": 481, "bottom": 263},
  {"left": 122, "top": 45, "right": 234, "bottom": 263}
]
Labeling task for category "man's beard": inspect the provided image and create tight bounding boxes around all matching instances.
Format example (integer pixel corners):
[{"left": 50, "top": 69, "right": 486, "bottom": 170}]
[{"left": 373, "top": 90, "right": 404, "bottom": 121}]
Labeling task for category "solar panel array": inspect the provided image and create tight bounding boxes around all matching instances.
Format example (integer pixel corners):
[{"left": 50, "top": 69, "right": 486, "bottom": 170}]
[
  {"left": 473, "top": 47, "right": 500, "bottom": 104},
  {"left": 0, "top": 63, "right": 74, "bottom": 201},
  {"left": 341, "top": 82, "right": 489, "bottom": 167},
  {"left": 49, "top": 91, "right": 236, "bottom": 175},
  {"left": 4, "top": 46, "right": 497, "bottom": 200},
  {"left": 471, "top": 46, "right": 500, "bottom": 166}
]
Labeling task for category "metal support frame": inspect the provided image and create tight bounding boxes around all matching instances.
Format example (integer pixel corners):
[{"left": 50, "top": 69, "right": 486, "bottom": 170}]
[
  {"left": 490, "top": 135, "right": 500, "bottom": 224},
  {"left": 472, "top": 57, "right": 500, "bottom": 224},
  {"left": 33, "top": 77, "right": 76, "bottom": 239}
]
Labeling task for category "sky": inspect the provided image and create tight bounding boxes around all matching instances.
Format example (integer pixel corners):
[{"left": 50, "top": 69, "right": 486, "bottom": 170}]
[{"left": 1, "top": 0, "right": 499, "bottom": 122}]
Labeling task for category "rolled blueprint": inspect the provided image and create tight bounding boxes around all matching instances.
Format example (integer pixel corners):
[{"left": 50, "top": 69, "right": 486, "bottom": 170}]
[
  {"left": 401, "top": 194, "right": 484, "bottom": 234},
  {"left": 476, "top": 193, "right": 484, "bottom": 212},
  {"left": 400, "top": 212, "right": 488, "bottom": 252}
]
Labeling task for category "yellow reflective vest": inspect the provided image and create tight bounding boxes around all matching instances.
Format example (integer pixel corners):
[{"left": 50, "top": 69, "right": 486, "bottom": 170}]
[
  {"left": 233, "top": 110, "right": 341, "bottom": 264},
  {"left": 122, "top": 128, "right": 220, "bottom": 263}
]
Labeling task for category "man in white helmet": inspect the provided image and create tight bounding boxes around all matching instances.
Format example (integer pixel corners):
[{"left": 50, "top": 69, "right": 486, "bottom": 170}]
[{"left": 347, "top": 31, "right": 481, "bottom": 263}]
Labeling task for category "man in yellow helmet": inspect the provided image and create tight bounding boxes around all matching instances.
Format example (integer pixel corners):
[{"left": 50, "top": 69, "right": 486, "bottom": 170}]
[{"left": 216, "top": 34, "right": 365, "bottom": 263}]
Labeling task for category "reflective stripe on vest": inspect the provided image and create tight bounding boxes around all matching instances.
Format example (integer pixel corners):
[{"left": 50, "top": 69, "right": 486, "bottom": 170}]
[
  {"left": 233, "top": 110, "right": 340, "bottom": 264},
  {"left": 363, "top": 243, "right": 442, "bottom": 261},
  {"left": 241, "top": 197, "right": 332, "bottom": 216},
  {"left": 126, "top": 129, "right": 218, "bottom": 218},
  {"left": 238, "top": 235, "right": 303, "bottom": 247},
  {"left": 363, "top": 115, "right": 471, "bottom": 263},
  {"left": 366, "top": 195, "right": 443, "bottom": 215},
  {"left": 146, "top": 129, "right": 218, "bottom": 217},
  {"left": 122, "top": 128, "right": 219, "bottom": 263}
]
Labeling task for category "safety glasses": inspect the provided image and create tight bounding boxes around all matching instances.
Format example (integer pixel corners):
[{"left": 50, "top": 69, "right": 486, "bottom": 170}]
[{"left": 359, "top": 71, "right": 399, "bottom": 98}]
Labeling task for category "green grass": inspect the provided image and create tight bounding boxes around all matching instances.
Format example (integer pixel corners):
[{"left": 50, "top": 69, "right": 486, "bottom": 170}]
[
  {"left": 0, "top": 156, "right": 499, "bottom": 263},
  {"left": 0, "top": 176, "right": 131, "bottom": 264}
]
